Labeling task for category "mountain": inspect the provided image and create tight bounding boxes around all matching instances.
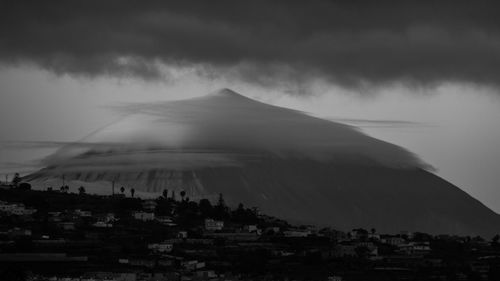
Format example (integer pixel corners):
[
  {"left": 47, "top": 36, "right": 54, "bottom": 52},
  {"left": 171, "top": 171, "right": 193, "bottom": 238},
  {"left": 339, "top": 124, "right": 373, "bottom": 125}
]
[{"left": 25, "top": 88, "right": 500, "bottom": 236}]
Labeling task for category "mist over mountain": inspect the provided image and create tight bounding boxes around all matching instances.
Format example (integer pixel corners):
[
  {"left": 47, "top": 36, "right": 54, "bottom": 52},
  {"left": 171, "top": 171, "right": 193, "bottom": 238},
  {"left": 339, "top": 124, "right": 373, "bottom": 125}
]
[{"left": 26, "top": 89, "right": 500, "bottom": 236}]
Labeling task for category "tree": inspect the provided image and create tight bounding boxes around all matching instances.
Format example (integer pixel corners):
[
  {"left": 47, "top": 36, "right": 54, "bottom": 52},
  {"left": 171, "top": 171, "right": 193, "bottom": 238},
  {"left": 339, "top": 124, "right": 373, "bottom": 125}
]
[
  {"left": 237, "top": 203, "right": 244, "bottom": 211},
  {"left": 130, "top": 188, "right": 135, "bottom": 197},
  {"left": 18, "top": 182, "right": 31, "bottom": 190},
  {"left": 214, "top": 193, "right": 229, "bottom": 219},
  {"left": 162, "top": 189, "right": 169, "bottom": 199},
  {"left": 199, "top": 199, "right": 213, "bottom": 217},
  {"left": 492, "top": 234, "right": 500, "bottom": 245},
  {"left": 217, "top": 193, "right": 226, "bottom": 208},
  {"left": 78, "top": 186, "right": 86, "bottom": 195},
  {"left": 180, "top": 190, "right": 186, "bottom": 201},
  {"left": 12, "top": 173, "right": 21, "bottom": 187},
  {"left": 120, "top": 186, "right": 125, "bottom": 194}
]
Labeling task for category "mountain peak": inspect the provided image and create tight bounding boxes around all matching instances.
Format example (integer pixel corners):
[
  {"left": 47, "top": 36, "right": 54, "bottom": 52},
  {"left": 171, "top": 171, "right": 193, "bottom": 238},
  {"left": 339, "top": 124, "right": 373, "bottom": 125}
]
[{"left": 210, "top": 88, "right": 247, "bottom": 99}]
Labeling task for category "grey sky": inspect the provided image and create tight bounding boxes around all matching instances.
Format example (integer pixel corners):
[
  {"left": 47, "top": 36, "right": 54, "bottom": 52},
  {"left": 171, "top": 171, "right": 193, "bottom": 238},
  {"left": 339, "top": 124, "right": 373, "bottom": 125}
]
[
  {"left": 0, "top": 1, "right": 499, "bottom": 213},
  {"left": 1, "top": 67, "right": 499, "bottom": 212}
]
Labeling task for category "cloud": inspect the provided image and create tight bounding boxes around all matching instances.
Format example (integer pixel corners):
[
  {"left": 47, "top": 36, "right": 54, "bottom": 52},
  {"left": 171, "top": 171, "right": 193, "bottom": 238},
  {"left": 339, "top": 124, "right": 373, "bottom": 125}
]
[
  {"left": 2, "top": 0, "right": 500, "bottom": 90},
  {"left": 331, "top": 118, "right": 435, "bottom": 128}
]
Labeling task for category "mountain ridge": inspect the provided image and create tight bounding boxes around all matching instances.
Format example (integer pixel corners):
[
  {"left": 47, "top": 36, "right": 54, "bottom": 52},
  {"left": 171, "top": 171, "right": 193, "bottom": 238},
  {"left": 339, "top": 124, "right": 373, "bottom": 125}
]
[{"left": 24, "top": 88, "right": 500, "bottom": 236}]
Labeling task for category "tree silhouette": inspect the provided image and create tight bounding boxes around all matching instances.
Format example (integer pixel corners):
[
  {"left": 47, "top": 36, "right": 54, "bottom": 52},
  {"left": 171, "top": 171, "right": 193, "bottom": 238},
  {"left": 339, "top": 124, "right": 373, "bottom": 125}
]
[
  {"left": 199, "top": 199, "right": 213, "bottom": 217},
  {"left": 18, "top": 182, "right": 31, "bottom": 190},
  {"left": 493, "top": 234, "right": 500, "bottom": 245},
  {"left": 217, "top": 193, "right": 226, "bottom": 208},
  {"left": 214, "top": 193, "right": 229, "bottom": 219},
  {"left": 120, "top": 186, "right": 125, "bottom": 194},
  {"left": 78, "top": 186, "right": 86, "bottom": 195},
  {"left": 12, "top": 173, "right": 21, "bottom": 187},
  {"left": 130, "top": 188, "right": 135, "bottom": 197},
  {"left": 162, "top": 189, "right": 169, "bottom": 199},
  {"left": 180, "top": 190, "right": 186, "bottom": 201}
]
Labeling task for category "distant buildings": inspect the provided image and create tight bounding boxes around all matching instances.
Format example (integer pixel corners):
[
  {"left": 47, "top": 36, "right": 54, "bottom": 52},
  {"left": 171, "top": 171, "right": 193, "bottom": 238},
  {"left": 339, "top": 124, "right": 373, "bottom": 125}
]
[
  {"left": 204, "top": 218, "right": 224, "bottom": 231},
  {"left": 142, "top": 199, "right": 158, "bottom": 211},
  {"left": 148, "top": 242, "right": 173, "bottom": 253},
  {"left": 381, "top": 235, "right": 406, "bottom": 246},
  {"left": 74, "top": 209, "right": 92, "bottom": 217},
  {"left": 0, "top": 200, "right": 36, "bottom": 216},
  {"left": 133, "top": 211, "right": 155, "bottom": 221},
  {"left": 283, "top": 229, "right": 311, "bottom": 237}
]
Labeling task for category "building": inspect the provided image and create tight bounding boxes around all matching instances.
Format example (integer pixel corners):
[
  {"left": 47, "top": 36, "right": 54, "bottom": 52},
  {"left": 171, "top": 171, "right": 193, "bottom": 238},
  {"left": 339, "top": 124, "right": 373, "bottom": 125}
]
[
  {"left": 381, "top": 236, "right": 406, "bottom": 246},
  {"left": 398, "top": 241, "right": 431, "bottom": 255},
  {"left": 148, "top": 242, "right": 174, "bottom": 253},
  {"left": 205, "top": 232, "right": 259, "bottom": 241},
  {"left": 284, "top": 229, "right": 311, "bottom": 237},
  {"left": 57, "top": 222, "right": 76, "bottom": 231},
  {"left": 204, "top": 218, "right": 224, "bottom": 231},
  {"left": 74, "top": 209, "right": 92, "bottom": 217},
  {"left": 93, "top": 221, "right": 113, "bottom": 228},
  {"left": 243, "top": 224, "right": 261, "bottom": 234},
  {"left": 9, "top": 227, "right": 32, "bottom": 237},
  {"left": 133, "top": 211, "right": 155, "bottom": 221},
  {"left": 0, "top": 201, "right": 36, "bottom": 216},
  {"left": 142, "top": 199, "right": 158, "bottom": 211}
]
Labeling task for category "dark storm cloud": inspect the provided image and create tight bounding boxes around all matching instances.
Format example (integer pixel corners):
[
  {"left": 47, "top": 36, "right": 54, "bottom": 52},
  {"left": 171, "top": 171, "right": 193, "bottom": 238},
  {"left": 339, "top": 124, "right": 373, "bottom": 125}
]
[{"left": 1, "top": 0, "right": 500, "bottom": 88}]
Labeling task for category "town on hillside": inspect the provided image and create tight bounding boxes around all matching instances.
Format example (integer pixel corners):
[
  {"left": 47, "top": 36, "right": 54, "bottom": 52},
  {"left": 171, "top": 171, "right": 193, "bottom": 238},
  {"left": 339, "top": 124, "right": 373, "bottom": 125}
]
[{"left": 1, "top": 181, "right": 500, "bottom": 281}]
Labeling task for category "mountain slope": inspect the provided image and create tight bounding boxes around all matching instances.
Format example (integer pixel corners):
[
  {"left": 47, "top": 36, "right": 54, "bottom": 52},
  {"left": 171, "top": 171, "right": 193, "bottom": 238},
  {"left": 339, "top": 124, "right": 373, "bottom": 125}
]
[{"left": 25, "top": 88, "right": 500, "bottom": 236}]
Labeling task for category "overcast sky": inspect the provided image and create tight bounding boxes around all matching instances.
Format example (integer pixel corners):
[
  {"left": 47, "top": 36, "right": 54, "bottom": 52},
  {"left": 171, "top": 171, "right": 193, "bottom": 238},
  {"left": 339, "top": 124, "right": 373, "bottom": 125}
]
[{"left": 1, "top": 0, "right": 500, "bottom": 212}]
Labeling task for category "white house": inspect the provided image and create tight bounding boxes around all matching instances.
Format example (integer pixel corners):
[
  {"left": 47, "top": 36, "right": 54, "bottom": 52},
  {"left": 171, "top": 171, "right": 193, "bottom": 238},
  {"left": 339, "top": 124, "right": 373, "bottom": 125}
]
[
  {"left": 74, "top": 209, "right": 92, "bottom": 217},
  {"left": 148, "top": 242, "right": 173, "bottom": 253},
  {"left": 204, "top": 219, "right": 224, "bottom": 231}
]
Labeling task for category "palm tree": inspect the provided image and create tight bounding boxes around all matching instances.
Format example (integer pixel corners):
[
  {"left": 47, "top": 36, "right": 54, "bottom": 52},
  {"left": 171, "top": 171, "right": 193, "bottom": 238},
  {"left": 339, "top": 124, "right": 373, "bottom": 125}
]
[
  {"left": 130, "top": 188, "right": 135, "bottom": 198},
  {"left": 217, "top": 193, "right": 225, "bottom": 208},
  {"left": 78, "top": 186, "right": 86, "bottom": 195},
  {"left": 12, "top": 173, "right": 21, "bottom": 187},
  {"left": 120, "top": 186, "right": 125, "bottom": 194}
]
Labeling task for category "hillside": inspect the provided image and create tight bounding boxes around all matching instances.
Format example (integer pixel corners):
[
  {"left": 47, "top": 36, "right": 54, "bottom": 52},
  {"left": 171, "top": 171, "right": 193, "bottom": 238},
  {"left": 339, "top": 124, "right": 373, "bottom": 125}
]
[{"left": 25, "top": 89, "right": 500, "bottom": 236}]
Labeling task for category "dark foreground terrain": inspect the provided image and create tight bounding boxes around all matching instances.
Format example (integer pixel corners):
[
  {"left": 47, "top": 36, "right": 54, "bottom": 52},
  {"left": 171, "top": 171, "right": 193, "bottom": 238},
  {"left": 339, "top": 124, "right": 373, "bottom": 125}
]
[{"left": 1, "top": 186, "right": 500, "bottom": 280}]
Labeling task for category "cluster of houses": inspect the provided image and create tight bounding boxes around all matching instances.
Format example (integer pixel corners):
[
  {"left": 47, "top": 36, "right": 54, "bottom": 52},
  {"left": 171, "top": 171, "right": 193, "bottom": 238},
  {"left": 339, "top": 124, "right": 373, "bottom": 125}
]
[
  {"left": 0, "top": 200, "right": 36, "bottom": 216},
  {"left": 1, "top": 188, "right": 500, "bottom": 281}
]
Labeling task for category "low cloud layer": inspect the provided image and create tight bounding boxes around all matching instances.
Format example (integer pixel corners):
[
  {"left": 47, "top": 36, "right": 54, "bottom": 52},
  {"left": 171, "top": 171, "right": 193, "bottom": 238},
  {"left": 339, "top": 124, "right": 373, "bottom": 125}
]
[
  {"left": 2, "top": 0, "right": 500, "bottom": 89},
  {"left": 34, "top": 89, "right": 431, "bottom": 173}
]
